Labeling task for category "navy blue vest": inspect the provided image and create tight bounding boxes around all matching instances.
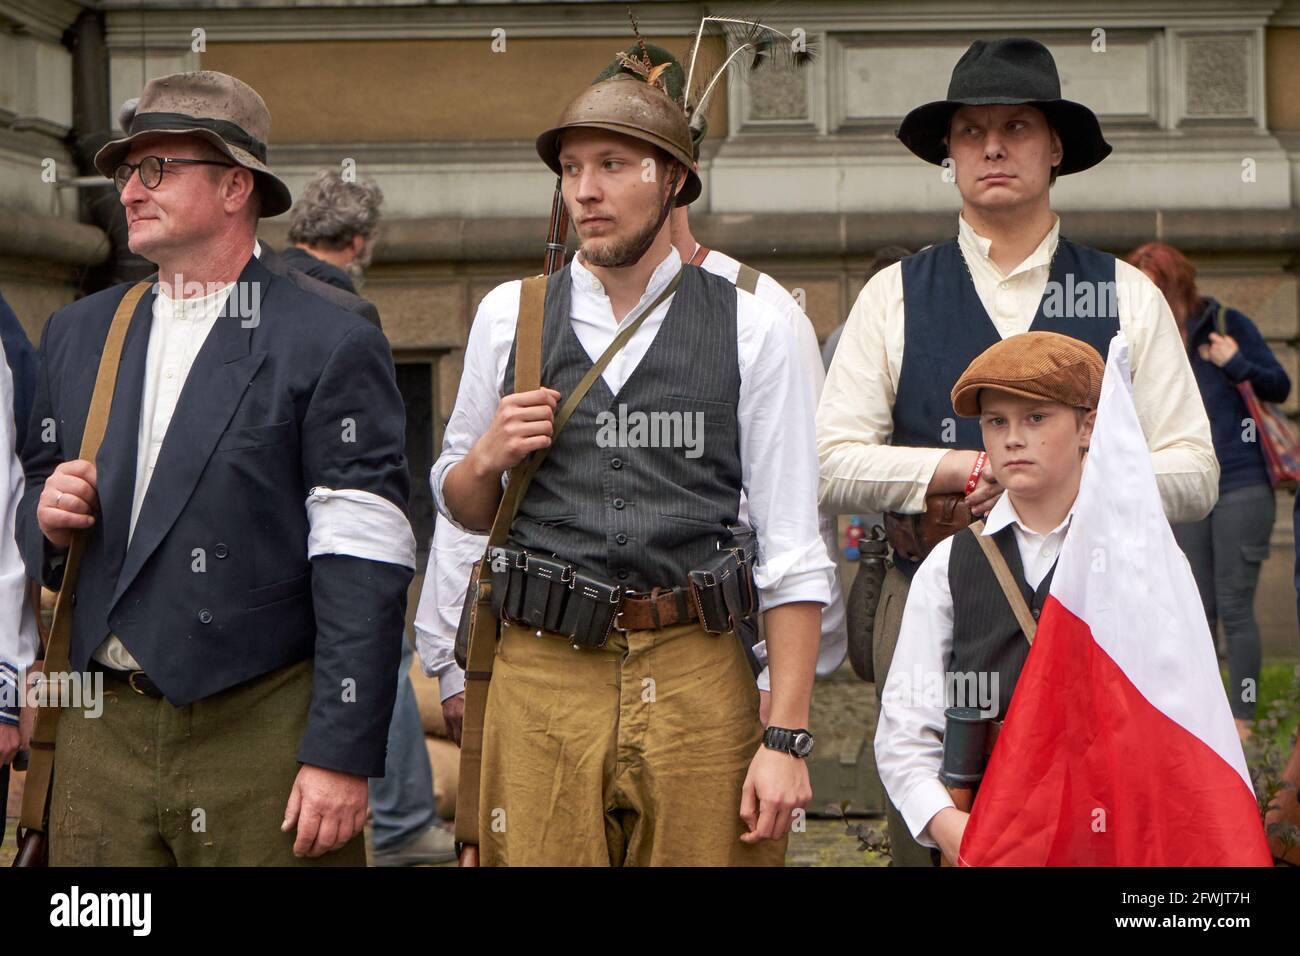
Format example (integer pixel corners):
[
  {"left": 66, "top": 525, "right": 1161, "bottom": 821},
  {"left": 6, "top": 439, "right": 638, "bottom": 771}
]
[
  {"left": 894, "top": 237, "right": 1121, "bottom": 451},
  {"left": 891, "top": 237, "right": 1120, "bottom": 575}
]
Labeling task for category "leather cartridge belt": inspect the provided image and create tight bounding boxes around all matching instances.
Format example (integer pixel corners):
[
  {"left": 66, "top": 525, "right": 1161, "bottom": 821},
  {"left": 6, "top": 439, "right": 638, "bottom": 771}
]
[
  {"left": 489, "top": 542, "right": 758, "bottom": 649},
  {"left": 89, "top": 657, "right": 164, "bottom": 699}
]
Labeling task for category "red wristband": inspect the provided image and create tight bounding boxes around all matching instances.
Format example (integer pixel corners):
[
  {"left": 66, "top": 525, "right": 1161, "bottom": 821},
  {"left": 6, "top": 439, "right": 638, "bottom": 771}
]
[{"left": 965, "top": 451, "right": 988, "bottom": 495}]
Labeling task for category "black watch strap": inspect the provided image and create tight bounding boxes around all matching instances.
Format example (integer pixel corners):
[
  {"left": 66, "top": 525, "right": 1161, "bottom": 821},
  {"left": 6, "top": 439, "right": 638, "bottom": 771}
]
[{"left": 763, "top": 726, "right": 814, "bottom": 758}]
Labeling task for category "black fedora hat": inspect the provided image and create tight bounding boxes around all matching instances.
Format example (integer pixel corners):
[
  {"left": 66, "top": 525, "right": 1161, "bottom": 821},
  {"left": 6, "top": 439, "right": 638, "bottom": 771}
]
[{"left": 896, "top": 37, "right": 1111, "bottom": 176}]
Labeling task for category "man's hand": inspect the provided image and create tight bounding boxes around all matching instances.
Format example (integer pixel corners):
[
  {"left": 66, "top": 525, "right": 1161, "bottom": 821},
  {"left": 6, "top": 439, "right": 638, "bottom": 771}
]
[
  {"left": 963, "top": 460, "right": 1002, "bottom": 518},
  {"left": 37, "top": 459, "right": 99, "bottom": 550},
  {"left": 443, "top": 692, "right": 465, "bottom": 745},
  {"left": 1199, "top": 331, "right": 1240, "bottom": 368},
  {"left": 473, "top": 388, "right": 562, "bottom": 475},
  {"left": 927, "top": 806, "right": 970, "bottom": 865},
  {"left": 0, "top": 723, "right": 17, "bottom": 767},
  {"left": 282, "top": 764, "right": 368, "bottom": 858},
  {"left": 739, "top": 745, "right": 811, "bottom": 844}
]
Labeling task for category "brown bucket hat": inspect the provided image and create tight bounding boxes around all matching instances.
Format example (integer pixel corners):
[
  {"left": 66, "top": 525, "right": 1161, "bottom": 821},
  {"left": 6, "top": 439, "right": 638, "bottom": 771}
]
[
  {"left": 535, "top": 74, "right": 701, "bottom": 206},
  {"left": 951, "top": 331, "right": 1105, "bottom": 417},
  {"left": 93, "top": 71, "right": 292, "bottom": 218}
]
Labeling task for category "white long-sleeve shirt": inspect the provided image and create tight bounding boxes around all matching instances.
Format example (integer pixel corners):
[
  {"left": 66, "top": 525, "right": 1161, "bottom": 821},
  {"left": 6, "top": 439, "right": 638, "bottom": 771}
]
[
  {"left": 428, "top": 245, "right": 832, "bottom": 682},
  {"left": 817, "top": 214, "right": 1218, "bottom": 523},
  {"left": 417, "top": 245, "right": 847, "bottom": 696},
  {"left": 874, "top": 491, "right": 1074, "bottom": 849},
  {"left": 0, "top": 332, "right": 36, "bottom": 726}
]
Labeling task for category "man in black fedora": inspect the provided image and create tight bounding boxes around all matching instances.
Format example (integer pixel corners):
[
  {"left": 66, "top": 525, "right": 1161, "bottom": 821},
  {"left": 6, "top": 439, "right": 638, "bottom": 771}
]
[{"left": 816, "top": 37, "right": 1217, "bottom": 864}]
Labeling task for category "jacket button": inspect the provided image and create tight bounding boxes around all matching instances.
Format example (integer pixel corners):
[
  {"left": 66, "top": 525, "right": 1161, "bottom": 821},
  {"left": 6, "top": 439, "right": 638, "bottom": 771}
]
[
  {"left": 610, "top": 458, "right": 623, "bottom": 470},
  {"left": 214, "top": 543, "right": 229, "bottom": 559},
  {"left": 615, "top": 532, "right": 628, "bottom": 545},
  {"left": 612, "top": 498, "right": 625, "bottom": 510},
  {"left": 616, "top": 569, "right": 629, "bottom": 580},
  {"left": 198, "top": 609, "right": 213, "bottom": 624}
]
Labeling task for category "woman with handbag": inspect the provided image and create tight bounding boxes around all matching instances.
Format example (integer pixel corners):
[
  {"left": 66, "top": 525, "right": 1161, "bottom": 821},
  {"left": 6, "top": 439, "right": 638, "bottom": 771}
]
[{"left": 1128, "top": 241, "right": 1292, "bottom": 740}]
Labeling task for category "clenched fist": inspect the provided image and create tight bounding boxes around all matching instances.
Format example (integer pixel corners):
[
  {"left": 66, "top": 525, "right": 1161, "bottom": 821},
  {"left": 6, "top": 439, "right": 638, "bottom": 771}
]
[{"left": 37, "top": 459, "right": 99, "bottom": 550}]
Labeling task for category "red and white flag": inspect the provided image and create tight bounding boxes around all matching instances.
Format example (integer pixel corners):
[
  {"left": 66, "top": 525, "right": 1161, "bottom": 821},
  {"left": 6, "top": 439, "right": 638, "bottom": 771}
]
[{"left": 959, "top": 333, "right": 1271, "bottom": 866}]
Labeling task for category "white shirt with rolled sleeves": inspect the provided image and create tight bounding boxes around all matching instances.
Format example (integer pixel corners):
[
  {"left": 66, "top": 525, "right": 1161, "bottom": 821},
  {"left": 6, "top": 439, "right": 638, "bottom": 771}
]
[
  {"left": 874, "top": 491, "right": 1074, "bottom": 849},
  {"left": 417, "top": 246, "right": 844, "bottom": 694},
  {"left": 817, "top": 214, "right": 1218, "bottom": 523},
  {"left": 423, "top": 246, "right": 832, "bottom": 692}
]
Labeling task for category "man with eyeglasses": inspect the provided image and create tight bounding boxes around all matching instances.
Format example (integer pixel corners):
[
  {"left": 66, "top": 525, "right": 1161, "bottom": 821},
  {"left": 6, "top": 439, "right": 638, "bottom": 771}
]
[{"left": 16, "top": 71, "right": 414, "bottom": 865}]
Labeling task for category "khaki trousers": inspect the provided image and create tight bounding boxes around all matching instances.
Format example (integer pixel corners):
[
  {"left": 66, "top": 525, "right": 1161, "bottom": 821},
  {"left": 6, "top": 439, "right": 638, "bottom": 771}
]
[
  {"left": 50, "top": 657, "right": 364, "bottom": 866},
  {"left": 479, "top": 620, "right": 787, "bottom": 866}
]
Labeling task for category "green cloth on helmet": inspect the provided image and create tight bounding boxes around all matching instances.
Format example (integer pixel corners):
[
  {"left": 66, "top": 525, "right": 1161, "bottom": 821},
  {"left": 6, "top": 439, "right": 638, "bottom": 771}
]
[{"left": 594, "top": 43, "right": 707, "bottom": 154}]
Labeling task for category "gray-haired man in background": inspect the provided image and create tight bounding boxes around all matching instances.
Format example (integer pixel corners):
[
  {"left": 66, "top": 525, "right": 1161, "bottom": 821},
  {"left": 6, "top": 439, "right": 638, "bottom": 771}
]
[{"left": 281, "top": 170, "right": 383, "bottom": 295}]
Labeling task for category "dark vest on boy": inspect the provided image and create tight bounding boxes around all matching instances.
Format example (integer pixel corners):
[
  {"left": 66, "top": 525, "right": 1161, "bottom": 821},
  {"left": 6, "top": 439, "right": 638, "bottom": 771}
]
[
  {"left": 503, "top": 262, "right": 743, "bottom": 590},
  {"left": 947, "top": 526, "right": 1057, "bottom": 719},
  {"left": 890, "top": 236, "right": 1120, "bottom": 574}
]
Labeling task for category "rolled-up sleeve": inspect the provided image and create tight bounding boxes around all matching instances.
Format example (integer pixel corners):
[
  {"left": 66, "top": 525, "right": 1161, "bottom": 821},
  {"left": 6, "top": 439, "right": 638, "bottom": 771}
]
[
  {"left": 817, "top": 266, "right": 949, "bottom": 516},
  {"left": 737, "top": 291, "right": 833, "bottom": 610},
  {"left": 1116, "top": 261, "right": 1219, "bottom": 524},
  {"left": 431, "top": 280, "right": 520, "bottom": 532}
]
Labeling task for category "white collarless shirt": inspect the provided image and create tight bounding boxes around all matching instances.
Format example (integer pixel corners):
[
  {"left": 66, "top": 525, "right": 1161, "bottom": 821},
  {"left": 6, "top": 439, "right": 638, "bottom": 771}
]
[
  {"left": 817, "top": 214, "right": 1217, "bottom": 523},
  {"left": 874, "top": 491, "right": 1075, "bottom": 849}
]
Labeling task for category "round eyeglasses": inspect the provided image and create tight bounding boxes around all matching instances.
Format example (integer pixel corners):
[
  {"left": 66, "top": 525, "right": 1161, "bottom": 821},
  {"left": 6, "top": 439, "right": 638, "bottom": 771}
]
[{"left": 113, "top": 155, "right": 238, "bottom": 192}]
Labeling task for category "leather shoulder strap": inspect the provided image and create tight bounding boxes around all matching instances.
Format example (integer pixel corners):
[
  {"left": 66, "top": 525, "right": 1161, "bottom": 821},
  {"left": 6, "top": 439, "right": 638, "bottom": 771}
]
[
  {"left": 736, "top": 263, "right": 760, "bottom": 295},
  {"left": 486, "top": 267, "right": 684, "bottom": 546},
  {"left": 483, "top": 275, "right": 546, "bottom": 547},
  {"left": 967, "top": 520, "right": 1039, "bottom": 644},
  {"left": 19, "top": 280, "right": 150, "bottom": 838}
]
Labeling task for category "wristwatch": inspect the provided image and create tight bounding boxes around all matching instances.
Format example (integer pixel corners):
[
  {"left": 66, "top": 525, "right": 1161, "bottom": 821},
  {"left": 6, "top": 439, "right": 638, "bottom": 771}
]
[{"left": 763, "top": 726, "right": 815, "bottom": 758}]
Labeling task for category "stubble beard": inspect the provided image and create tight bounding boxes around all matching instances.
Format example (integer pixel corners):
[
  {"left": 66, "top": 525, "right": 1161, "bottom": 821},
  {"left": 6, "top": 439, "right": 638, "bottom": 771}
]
[{"left": 578, "top": 183, "right": 671, "bottom": 269}]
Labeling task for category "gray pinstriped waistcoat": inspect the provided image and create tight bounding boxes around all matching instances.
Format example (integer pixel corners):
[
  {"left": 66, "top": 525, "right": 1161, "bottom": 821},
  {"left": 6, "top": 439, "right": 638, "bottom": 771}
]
[{"left": 503, "top": 262, "right": 742, "bottom": 590}]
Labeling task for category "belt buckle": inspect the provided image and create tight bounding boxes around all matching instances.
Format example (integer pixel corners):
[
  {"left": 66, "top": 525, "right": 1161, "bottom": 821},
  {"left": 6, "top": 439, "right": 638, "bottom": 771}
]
[{"left": 126, "top": 670, "right": 152, "bottom": 697}]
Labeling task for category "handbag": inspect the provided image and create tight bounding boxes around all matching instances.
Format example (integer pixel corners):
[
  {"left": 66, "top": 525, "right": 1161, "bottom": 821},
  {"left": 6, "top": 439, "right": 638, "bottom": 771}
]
[
  {"left": 1214, "top": 305, "right": 1300, "bottom": 490},
  {"left": 14, "top": 280, "right": 150, "bottom": 866}
]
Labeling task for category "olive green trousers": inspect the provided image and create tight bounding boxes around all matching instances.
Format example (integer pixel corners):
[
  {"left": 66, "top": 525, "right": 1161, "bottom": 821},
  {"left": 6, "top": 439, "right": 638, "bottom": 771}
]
[{"left": 50, "top": 657, "right": 364, "bottom": 866}]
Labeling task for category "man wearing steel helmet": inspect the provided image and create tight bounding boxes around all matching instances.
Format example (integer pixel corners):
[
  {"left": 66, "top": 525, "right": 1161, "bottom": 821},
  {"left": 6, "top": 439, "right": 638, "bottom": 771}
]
[{"left": 434, "top": 72, "right": 831, "bottom": 866}]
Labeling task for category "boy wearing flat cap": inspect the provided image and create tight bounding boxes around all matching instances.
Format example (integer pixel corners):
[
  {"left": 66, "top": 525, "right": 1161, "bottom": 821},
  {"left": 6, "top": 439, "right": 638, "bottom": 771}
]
[{"left": 875, "top": 331, "right": 1104, "bottom": 865}]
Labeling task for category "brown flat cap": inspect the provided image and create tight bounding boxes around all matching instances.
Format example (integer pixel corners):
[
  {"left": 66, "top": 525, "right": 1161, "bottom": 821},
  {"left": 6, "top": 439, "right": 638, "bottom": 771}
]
[
  {"left": 951, "top": 331, "right": 1105, "bottom": 417},
  {"left": 94, "top": 71, "right": 292, "bottom": 217}
]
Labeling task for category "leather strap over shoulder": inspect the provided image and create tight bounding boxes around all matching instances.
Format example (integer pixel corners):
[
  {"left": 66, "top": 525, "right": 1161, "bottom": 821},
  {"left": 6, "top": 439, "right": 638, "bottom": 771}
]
[{"left": 967, "top": 519, "right": 1038, "bottom": 644}]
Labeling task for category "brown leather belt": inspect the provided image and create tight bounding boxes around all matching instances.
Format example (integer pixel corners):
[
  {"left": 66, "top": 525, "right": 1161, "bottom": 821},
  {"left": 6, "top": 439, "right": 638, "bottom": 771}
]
[
  {"left": 617, "top": 586, "right": 699, "bottom": 631},
  {"left": 89, "top": 658, "right": 164, "bottom": 699}
]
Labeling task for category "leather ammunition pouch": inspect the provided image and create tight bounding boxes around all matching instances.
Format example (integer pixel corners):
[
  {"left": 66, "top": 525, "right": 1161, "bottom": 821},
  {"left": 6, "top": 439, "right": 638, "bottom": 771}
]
[
  {"left": 470, "top": 535, "right": 760, "bottom": 652},
  {"left": 687, "top": 531, "right": 759, "bottom": 634}
]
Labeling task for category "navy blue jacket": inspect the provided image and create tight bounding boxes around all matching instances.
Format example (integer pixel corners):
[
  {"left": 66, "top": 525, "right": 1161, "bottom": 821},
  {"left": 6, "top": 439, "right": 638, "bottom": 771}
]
[
  {"left": 1185, "top": 297, "right": 1291, "bottom": 495},
  {"left": 279, "top": 246, "right": 358, "bottom": 296},
  {"left": 16, "top": 255, "right": 412, "bottom": 777}
]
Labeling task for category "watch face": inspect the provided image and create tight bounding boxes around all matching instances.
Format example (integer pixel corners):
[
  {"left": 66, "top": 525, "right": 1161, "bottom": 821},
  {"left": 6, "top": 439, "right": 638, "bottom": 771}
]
[{"left": 792, "top": 732, "right": 814, "bottom": 757}]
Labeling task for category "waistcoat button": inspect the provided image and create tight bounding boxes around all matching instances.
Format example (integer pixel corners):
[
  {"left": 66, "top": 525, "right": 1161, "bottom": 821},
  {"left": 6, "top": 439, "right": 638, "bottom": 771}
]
[{"left": 612, "top": 498, "right": 625, "bottom": 510}]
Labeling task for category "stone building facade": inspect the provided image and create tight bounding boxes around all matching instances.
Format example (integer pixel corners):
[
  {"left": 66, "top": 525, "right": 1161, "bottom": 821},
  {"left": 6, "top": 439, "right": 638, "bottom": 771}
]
[{"left": 2, "top": 0, "right": 1299, "bottom": 644}]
